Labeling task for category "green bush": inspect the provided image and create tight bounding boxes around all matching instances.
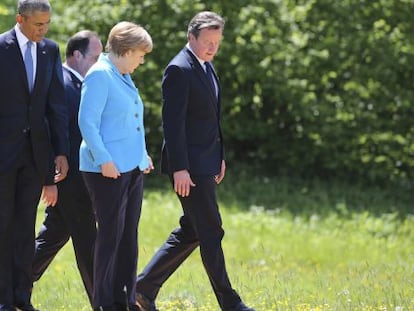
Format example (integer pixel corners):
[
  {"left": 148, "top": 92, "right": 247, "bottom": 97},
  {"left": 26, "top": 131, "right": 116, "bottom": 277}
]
[{"left": 2, "top": 0, "right": 414, "bottom": 183}]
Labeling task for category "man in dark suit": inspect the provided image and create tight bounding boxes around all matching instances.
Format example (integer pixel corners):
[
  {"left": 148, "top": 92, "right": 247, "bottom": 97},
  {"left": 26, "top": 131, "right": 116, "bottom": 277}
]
[
  {"left": 32, "top": 30, "right": 103, "bottom": 307},
  {"left": 135, "top": 11, "right": 254, "bottom": 311},
  {"left": 0, "top": 1, "right": 69, "bottom": 310}
]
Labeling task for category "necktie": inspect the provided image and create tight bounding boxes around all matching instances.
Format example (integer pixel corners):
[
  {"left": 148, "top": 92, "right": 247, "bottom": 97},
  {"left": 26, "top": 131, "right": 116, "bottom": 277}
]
[
  {"left": 205, "top": 62, "right": 217, "bottom": 96},
  {"left": 24, "top": 41, "right": 34, "bottom": 91}
]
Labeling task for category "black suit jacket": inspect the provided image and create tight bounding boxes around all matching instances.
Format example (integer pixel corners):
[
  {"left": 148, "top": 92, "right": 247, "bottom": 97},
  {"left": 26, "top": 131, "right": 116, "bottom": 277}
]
[
  {"left": 161, "top": 47, "right": 224, "bottom": 175},
  {"left": 0, "top": 28, "right": 68, "bottom": 179}
]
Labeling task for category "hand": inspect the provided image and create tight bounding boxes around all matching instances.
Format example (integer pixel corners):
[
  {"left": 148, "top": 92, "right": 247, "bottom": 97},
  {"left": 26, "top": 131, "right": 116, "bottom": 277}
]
[
  {"left": 54, "top": 155, "right": 69, "bottom": 183},
  {"left": 214, "top": 160, "right": 226, "bottom": 184},
  {"left": 173, "top": 169, "right": 196, "bottom": 197},
  {"left": 41, "top": 185, "right": 58, "bottom": 207},
  {"left": 101, "top": 161, "right": 121, "bottom": 179},
  {"left": 143, "top": 155, "right": 155, "bottom": 174}
]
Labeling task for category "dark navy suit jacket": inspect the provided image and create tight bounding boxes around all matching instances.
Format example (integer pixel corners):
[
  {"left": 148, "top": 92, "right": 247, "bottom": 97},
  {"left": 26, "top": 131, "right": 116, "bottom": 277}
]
[
  {"left": 161, "top": 47, "right": 224, "bottom": 175},
  {"left": 0, "top": 28, "right": 68, "bottom": 180},
  {"left": 62, "top": 66, "right": 83, "bottom": 175}
]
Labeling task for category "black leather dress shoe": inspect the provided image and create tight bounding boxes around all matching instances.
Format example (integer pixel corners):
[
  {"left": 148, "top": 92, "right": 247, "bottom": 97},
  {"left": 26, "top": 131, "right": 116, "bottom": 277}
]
[
  {"left": 114, "top": 303, "right": 140, "bottom": 311},
  {"left": 227, "top": 301, "right": 255, "bottom": 311},
  {"left": 0, "top": 304, "right": 16, "bottom": 311},
  {"left": 136, "top": 293, "right": 158, "bottom": 311},
  {"left": 93, "top": 306, "right": 116, "bottom": 311},
  {"left": 127, "top": 305, "right": 140, "bottom": 311},
  {"left": 15, "top": 302, "right": 39, "bottom": 311}
]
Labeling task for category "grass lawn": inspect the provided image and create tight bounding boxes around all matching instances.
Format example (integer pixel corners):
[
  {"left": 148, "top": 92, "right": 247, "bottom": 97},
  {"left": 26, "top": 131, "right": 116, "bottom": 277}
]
[{"left": 32, "top": 173, "right": 414, "bottom": 310}]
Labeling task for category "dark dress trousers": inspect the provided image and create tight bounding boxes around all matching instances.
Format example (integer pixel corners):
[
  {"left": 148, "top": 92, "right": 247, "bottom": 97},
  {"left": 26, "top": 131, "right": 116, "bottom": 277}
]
[
  {"left": 136, "top": 47, "right": 242, "bottom": 310},
  {"left": 0, "top": 28, "right": 68, "bottom": 307},
  {"left": 32, "top": 67, "right": 96, "bottom": 305}
]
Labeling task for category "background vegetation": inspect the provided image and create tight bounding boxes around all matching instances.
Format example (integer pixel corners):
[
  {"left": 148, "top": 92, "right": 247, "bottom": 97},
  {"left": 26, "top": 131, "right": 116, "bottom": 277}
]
[
  {"left": 2, "top": 0, "right": 414, "bottom": 183},
  {"left": 1, "top": 2, "right": 414, "bottom": 309}
]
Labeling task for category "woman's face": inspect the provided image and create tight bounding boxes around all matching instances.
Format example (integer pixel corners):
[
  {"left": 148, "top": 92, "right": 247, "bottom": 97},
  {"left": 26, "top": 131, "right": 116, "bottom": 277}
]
[{"left": 121, "top": 48, "right": 146, "bottom": 74}]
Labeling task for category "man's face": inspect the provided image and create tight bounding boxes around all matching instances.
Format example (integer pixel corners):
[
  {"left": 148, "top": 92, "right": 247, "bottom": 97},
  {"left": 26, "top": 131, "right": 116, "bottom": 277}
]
[
  {"left": 16, "top": 11, "right": 51, "bottom": 42},
  {"left": 78, "top": 36, "right": 103, "bottom": 77},
  {"left": 189, "top": 27, "right": 222, "bottom": 62}
]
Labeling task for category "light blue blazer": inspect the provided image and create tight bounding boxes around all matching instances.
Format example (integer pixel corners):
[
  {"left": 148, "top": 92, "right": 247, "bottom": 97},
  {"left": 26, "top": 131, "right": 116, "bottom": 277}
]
[{"left": 78, "top": 53, "right": 150, "bottom": 173}]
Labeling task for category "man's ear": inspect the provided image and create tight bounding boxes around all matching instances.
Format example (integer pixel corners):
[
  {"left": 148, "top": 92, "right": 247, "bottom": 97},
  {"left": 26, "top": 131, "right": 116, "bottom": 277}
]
[
  {"left": 16, "top": 14, "right": 23, "bottom": 24},
  {"left": 73, "top": 50, "right": 83, "bottom": 59}
]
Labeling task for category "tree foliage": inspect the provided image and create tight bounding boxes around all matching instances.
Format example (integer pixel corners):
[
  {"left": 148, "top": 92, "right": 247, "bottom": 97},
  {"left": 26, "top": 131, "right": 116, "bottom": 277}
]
[{"left": 2, "top": 0, "right": 414, "bottom": 183}]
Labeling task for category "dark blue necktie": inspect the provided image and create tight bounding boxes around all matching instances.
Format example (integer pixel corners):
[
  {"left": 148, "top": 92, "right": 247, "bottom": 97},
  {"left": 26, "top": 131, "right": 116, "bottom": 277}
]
[
  {"left": 205, "top": 62, "right": 217, "bottom": 96},
  {"left": 24, "top": 41, "right": 34, "bottom": 91}
]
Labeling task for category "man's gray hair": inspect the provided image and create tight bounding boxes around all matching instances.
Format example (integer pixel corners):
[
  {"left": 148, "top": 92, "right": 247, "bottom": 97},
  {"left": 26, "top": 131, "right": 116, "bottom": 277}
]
[
  {"left": 187, "top": 11, "right": 225, "bottom": 39},
  {"left": 17, "top": 0, "right": 51, "bottom": 15}
]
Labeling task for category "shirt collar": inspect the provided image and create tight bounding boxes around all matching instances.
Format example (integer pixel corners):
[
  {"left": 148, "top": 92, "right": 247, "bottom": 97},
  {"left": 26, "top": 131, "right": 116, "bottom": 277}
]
[
  {"left": 63, "top": 63, "right": 84, "bottom": 82},
  {"left": 186, "top": 43, "right": 207, "bottom": 70},
  {"left": 14, "top": 24, "right": 36, "bottom": 51}
]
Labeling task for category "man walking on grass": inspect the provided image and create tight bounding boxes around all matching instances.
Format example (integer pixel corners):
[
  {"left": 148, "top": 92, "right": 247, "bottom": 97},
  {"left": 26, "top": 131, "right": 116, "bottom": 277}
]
[
  {"left": 32, "top": 30, "right": 103, "bottom": 307},
  {"left": 0, "top": 1, "right": 69, "bottom": 310},
  {"left": 135, "top": 11, "right": 255, "bottom": 311}
]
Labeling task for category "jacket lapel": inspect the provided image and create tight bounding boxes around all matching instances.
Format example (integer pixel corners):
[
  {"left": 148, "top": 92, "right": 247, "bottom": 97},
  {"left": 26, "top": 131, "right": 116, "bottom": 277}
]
[
  {"left": 33, "top": 40, "right": 48, "bottom": 92},
  {"left": 68, "top": 71, "right": 82, "bottom": 90},
  {"left": 7, "top": 30, "right": 30, "bottom": 92},
  {"left": 185, "top": 48, "right": 219, "bottom": 110}
]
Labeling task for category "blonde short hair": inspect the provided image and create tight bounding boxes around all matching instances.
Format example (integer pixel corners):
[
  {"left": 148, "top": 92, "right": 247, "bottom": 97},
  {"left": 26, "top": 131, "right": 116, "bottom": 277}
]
[{"left": 106, "top": 21, "right": 153, "bottom": 56}]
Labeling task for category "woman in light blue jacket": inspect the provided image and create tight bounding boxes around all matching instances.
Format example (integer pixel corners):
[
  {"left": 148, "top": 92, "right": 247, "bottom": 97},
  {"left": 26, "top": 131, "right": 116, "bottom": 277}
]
[{"left": 78, "top": 21, "right": 154, "bottom": 311}]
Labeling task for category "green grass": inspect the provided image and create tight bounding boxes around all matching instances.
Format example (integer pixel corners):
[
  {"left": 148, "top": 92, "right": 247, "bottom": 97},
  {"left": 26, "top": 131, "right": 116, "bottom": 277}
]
[{"left": 32, "top": 173, "right": 414, "bottom": 310}]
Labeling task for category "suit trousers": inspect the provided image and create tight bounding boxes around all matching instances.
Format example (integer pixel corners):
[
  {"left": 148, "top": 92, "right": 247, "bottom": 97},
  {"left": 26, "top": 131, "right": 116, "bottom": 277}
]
[
  {"left": 0, "top": 137, "right": 43, "bottom": 306},
  {"left": 135, "top": 175, "right": 241, "bottom": 310},
  {"left": 83, "top": 168, "right": 143, "bottom": 309},
  {"left": 33, "top": 172, "right": 96, "bottom": 305}
]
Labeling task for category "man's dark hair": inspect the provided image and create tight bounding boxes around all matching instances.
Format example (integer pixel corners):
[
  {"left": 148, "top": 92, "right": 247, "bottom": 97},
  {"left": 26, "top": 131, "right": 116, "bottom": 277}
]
[{"left": 66, "top": 30, "right": 99, "bottom": 58}]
